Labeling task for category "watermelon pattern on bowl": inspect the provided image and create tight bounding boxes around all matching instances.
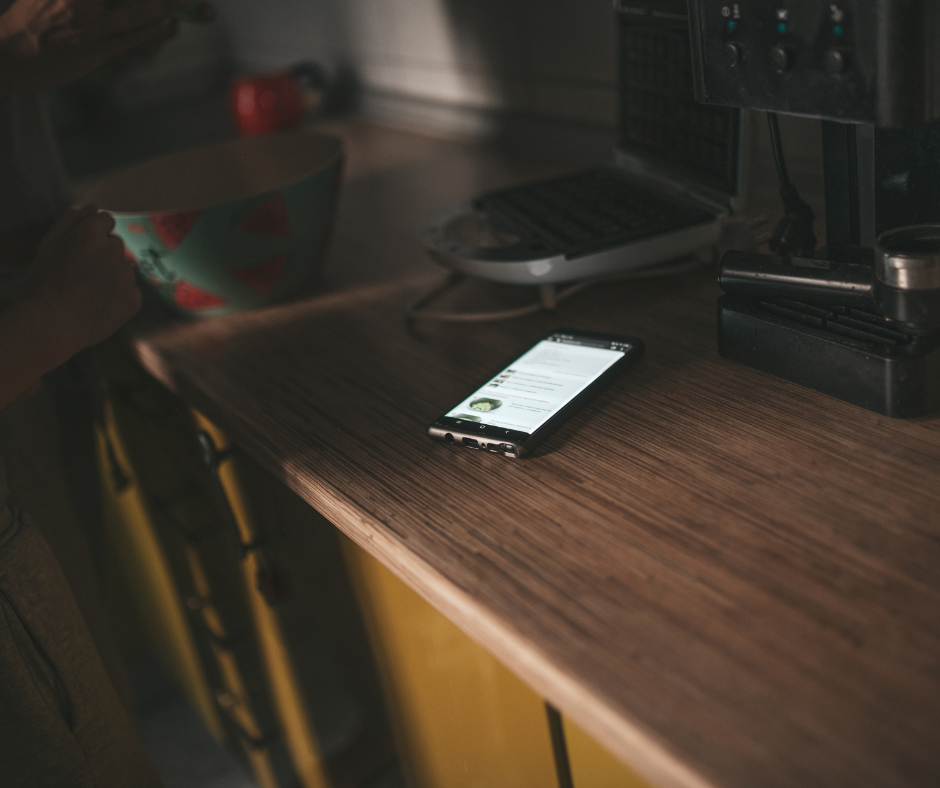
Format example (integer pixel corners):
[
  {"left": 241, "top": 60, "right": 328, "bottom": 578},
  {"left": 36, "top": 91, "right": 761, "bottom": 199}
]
[
  {"left": 150, "top": 210, "right": 203, "bottom": 249},
  {"left": 240, "top": 194, "right": 291, "bottom": 237},
  {"left": 87, "top": 132, "right": 343, "bottom": 317}
]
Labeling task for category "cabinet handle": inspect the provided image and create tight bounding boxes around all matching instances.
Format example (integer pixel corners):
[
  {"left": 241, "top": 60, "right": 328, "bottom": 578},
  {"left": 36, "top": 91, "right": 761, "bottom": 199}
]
[
  {"left": 186, "top": 596, "right": 242, "bottom": 650},
  {"left": 102, "top": 430, "right": 131, "bottom": 493},
  {"left": 195, "top": 431, "right": 290, "bottom": 607},
  {"left": 215, "top": 692, "right": 279, "bottom": 751},
  {"left": 196, "top": 431, "right": 258, "bottom": 560},
  {"left": 545, "top": 703, "right": 575, "bottom": 788}
]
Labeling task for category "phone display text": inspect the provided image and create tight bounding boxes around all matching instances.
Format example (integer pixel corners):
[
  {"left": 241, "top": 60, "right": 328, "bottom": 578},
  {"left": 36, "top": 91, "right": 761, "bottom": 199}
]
[{"left": 444, "top": 336, "right": 628, "bottom": 434}]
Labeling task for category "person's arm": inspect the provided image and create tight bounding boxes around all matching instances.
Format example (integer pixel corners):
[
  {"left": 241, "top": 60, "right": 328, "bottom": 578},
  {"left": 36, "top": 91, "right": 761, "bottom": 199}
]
[
  {"left": 0, "top": 205, "right": 141, "bottom": 410},
  {"left": 0, "top": 296, "right": 74, "bottom": 407},
  {"left": 0, "top": 0, "right": 186, "bottom": 96}
]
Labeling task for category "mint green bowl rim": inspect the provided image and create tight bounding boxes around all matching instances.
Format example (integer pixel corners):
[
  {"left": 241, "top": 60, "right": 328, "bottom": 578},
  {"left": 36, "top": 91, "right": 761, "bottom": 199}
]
[{"left": 85, "top": 130, "right": 343, "bottom": 217}]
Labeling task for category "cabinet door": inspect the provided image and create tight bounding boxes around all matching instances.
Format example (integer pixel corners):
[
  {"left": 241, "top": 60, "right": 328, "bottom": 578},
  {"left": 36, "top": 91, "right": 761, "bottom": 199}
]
[
  {"left": 193, "top": 412, "right": 400, "bottom": 788},
  {"left": 340, "top": 534, "right": 653, "bottom": 788}
]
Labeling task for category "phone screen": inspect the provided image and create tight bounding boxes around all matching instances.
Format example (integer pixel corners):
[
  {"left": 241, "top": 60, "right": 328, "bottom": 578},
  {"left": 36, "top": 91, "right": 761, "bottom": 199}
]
[{"left": 443, "top": 333, "right": 631, "bottom": 435}]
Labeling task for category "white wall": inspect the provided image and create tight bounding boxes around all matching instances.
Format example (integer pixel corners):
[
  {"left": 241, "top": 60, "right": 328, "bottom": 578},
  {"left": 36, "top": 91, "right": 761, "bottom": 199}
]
[
  {"left": 101, "top": 2, "right": 821, "bottom": 206},
  {"left": 216, "top": 0, "right": 618, "bottom": 130}
]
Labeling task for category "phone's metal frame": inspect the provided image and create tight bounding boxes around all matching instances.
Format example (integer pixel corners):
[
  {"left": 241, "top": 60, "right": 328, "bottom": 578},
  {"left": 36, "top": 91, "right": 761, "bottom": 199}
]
[{"left": 427, "top": 329, "right": 645, "bottom": 459}]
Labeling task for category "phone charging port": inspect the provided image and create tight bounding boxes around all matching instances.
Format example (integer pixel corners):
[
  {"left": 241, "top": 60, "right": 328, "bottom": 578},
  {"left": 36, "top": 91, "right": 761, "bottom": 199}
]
[{"left": 462, "top": 438, "right": 479, "bottom": 448}]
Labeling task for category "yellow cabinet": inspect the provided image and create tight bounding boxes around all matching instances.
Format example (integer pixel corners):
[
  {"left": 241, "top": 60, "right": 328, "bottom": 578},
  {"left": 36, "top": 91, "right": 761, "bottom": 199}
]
[
  {"left": 98, "top": 349, "right": 653, "bottom": 788},
  {"left": 342, "top": 537, "right": 651, "bottom": 788}
]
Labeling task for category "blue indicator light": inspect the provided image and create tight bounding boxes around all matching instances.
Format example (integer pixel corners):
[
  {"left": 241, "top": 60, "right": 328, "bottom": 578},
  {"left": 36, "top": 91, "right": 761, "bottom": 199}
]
[
  {"left": 777, "top": 21, "right": 788, "bottom": 33},
  {"left": 727, "top": 19, "right": 737, "bottom": 31},
  {"left": 833, "top": 24, "right": 844, "bottom": 36}
]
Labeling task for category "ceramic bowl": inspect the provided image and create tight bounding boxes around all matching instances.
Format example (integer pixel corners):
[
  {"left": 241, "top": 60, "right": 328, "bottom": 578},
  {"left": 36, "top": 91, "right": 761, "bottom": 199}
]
[{"left": 85, "top": 131, "right": 343, "bottom": 316}]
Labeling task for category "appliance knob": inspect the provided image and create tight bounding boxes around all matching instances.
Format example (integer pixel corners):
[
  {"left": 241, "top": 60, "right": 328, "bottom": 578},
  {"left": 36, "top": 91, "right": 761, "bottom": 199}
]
[
  {"left": 724, "top": 42, "right": 742, "bottom": 66},
  {"left": 770, "top": 45, "right": 793, "bottom": 72},
  {"left": 824, "top": 48, "right": 846, "bottom": 75}
]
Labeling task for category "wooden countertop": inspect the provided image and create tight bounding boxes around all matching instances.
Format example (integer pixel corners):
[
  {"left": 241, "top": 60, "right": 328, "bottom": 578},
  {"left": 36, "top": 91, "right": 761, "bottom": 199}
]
[{"left": 127, "top": 120, "right": 940, "bottom": 788}]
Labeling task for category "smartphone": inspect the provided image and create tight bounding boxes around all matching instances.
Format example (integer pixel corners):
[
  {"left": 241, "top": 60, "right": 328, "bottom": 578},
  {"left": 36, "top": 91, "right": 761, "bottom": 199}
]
[{"left": 427, "top": 329, "right": 644, "bottom": 458}]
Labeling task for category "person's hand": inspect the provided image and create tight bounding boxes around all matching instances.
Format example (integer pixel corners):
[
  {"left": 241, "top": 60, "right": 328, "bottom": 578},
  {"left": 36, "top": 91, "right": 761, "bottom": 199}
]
[
  {"left": 0, "top": 205, "right": 139, "bottom": 410},
  {"left": 0, "top": 0, "right": 183, "bottom": 93},
  {"left": 23, "top": 204, "right": 141, "bottom": 355}
]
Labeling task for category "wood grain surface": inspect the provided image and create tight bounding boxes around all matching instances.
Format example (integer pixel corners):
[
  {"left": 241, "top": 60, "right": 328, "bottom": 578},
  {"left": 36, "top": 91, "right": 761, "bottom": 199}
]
[{"left": 126, "top": 120, "right": 940, "bottom": 788}]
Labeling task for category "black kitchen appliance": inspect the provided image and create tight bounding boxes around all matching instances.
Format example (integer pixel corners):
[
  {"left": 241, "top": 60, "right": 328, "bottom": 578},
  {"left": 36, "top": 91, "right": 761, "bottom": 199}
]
[
  {"left": 420, "top": 1, "right": 746, "bottom": 290},
  {"left": 686, "top": 0, "right": 940, "bottom": 416}
]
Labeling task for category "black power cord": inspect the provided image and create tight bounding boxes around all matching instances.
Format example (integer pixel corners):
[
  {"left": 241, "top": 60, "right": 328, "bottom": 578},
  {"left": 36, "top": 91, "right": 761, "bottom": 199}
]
[{"left": 766, "top": 112, "right": 817, "bottom": 257}]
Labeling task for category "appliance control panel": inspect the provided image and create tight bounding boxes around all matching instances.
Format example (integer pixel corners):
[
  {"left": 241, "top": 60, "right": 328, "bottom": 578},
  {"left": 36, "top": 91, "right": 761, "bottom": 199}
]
[{"left": 686, "top": 0, "right": 940, "bottom": 126}]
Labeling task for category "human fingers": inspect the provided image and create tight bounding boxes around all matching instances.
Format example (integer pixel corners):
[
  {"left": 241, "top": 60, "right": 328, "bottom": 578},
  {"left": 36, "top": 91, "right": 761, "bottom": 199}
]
[
  {"left": 104, "top": 238, "right": 143, "bottom": 316},
  {"left": 106, "top": 229, "right": 126, "bottom": 257},
  {"left": 64, "top": 210, "right": 117, "bottom": 253},
  {"left": 38, "top": 0, "right": 106, "bottom": 44},
  {"left": 105, "top": 234, "right": 131, "bottom": 275},
  {"left": 53, "top": 204, "right": 99, "bottom": 238},
  {"left": 88, "top": 209, "right": 116, "bottom": 236},
  {"left": 51, "top": 14, "right": 174, "bottom": 75},
  {"left": 35, "top": 204, "right": 97, "bottom": 260},
  {"left": 10, "top": 0, "right": 76, "bottom": 33}
]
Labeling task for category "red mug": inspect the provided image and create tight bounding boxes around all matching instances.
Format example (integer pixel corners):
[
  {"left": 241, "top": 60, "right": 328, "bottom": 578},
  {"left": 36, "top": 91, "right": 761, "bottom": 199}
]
[{"left": 229, "top": 71, "right": 305, "bottom": 137}]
